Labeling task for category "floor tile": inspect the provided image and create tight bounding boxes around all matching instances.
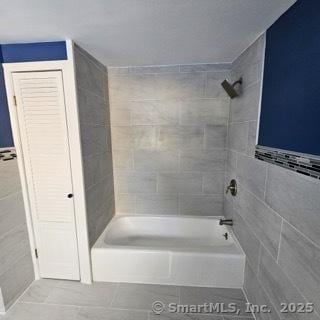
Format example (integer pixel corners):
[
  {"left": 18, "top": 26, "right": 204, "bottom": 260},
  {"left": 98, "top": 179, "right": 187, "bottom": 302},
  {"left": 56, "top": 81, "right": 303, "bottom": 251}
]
[
  {"left": 111, "top": 283, "right": 179, "bottom": 311},
  {"left": 45, "top": 281, "right": 117, "bottom": 307},
  {"left": 19, "top": 279, "right": 61, "bottom": 303},
  {"left": 2, "top": 302, "right": 79, "bottom": 320},
  {"left": 77, "top": 307, "right": 148, "bottom": 320}
]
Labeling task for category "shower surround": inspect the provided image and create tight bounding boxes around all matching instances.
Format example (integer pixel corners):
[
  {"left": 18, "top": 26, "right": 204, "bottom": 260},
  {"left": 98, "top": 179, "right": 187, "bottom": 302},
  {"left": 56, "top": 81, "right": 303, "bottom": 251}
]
[{"left": 108, "top": 64, "right": 230, "bottom": 216}]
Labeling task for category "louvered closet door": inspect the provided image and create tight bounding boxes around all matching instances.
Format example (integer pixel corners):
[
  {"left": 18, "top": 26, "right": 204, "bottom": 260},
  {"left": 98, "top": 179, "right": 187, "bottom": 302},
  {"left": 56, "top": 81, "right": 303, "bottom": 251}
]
[{"left": 12, "top": 71, "right": 80, "bottom": 280}]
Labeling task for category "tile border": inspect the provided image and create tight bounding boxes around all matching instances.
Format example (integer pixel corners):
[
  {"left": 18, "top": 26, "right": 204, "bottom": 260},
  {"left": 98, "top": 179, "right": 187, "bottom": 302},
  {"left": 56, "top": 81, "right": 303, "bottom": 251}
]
[{"left": 255, "top": 145, "right": 320, "bottom": 180}]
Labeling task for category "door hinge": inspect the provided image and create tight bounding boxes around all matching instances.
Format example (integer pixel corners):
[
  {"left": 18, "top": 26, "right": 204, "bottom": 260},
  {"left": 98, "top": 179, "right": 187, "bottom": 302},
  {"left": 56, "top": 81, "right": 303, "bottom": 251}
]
[
  {"left": 35, "top": 249, "right": 38, "bottom": 259},
  {"left": 13, "top": 95, "right": 17, "bottom": 106}
]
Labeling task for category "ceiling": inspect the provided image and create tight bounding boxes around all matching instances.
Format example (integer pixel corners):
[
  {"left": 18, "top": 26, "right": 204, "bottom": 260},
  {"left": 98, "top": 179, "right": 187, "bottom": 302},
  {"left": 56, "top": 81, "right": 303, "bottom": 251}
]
[{"left": 0, "top": 0, "right": 296, "bottom": 67}]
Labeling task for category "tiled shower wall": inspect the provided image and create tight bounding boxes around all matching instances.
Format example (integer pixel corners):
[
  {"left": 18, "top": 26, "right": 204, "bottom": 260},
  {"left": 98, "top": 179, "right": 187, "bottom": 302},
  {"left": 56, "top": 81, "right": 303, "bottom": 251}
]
[
  {"left": 74, "top": 45, "right": 115, "bottom": 246},
  {"left": 0, "top": 159, "right": 33, "bottom": 313},
  {"left": 108, "top": 64, "right": 230, "bottom": 216},
  {"left": 225, "top": 34, "right": 320, "bottom": 319}
]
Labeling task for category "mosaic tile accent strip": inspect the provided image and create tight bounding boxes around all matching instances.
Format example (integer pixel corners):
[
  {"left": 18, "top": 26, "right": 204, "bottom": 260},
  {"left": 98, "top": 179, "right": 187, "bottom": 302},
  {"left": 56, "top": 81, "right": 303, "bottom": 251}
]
[
  {"left": 0, "top": 148, "right": 16, "bottom": 161},
  {"left": 255, "top": 146, "right": 320, "bottom": 180}
]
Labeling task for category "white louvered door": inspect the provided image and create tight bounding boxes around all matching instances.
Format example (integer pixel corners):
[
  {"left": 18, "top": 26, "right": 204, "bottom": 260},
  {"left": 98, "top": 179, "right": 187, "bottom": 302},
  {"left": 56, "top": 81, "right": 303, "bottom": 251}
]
[{"left": 12, "top": 71, "right": 80, "bottom": 280}]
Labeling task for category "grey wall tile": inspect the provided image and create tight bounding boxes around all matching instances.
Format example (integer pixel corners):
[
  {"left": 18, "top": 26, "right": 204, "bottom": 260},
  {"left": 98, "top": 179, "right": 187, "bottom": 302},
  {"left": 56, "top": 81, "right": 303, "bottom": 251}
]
[
  {"left": 203, "top": 172, "right": 225, "bottom": 194},
  {"left": 77, "top": 88, "right": 108, "bottom": 126},
  {"left": 233, "top": 213, "right": 260, "bottom": 273},
  {"left": 136, "top": 194, "right": 179, "bottom": 215},
  {"left": 134, "top": 150, "right": 179, "bottom": 172},
  {"left": 110, "top": 108, "right": 131, "bottom": 125},
  {"left": 112, "top": 149, "right": 134, "bottom": 171},
  {"left": 236, "top": 154, "right": 267, "bottom": 199},
  {"left": 0, "top": 160, "right": 22, "bottom": 199},
  {"left": 180, "top": 99, "right": 229, "bottom": 125},
  {"left": 0, "top": 192, "right": 25, "bottom": 236},
  {"left": 229, "top": 82, "right": 261, "bottom": 122},
  {"left": 226, "top": 150, "right": 237, "bottom": 174},
  {"left": 109, "top": 74, "right": 156, "bottom": 101},
  {"left": 0, "top": 253, "right": 34, "bottom": 308},
  {"left": 265, "top": 165, "right": 320, "bottom": 247},
  {"left": 206, "top": 72, "right": 230, "bottom": 98},
  {"left": 204, "top": 125, "right": 227, "bottom": 149},
  {"left": 158, "top": 172, "right": 202, "bottom": 194},
  {"left": 247, "top": 121, "right": 257, "bottom": 157},
  {"left": 130, "top": 100, "right": 179, "bottom": 125},
  {"left": 128, "top": 65, "right": 180, "bottom": 74},
  {"left": 180, "top": 63, "right": 231, "bottom": 73},
  {"left": 258, "top": 247, "right": 312, "bottom": 319},
  {"left": 180, "top": 150, "right": 226, "bottom": 172},
  {"left": 158, "top": 126, "right": 204, "bottom": 151},
  {"left": 244, "top": 262, "right": 280, "bottom": 320},
  {"left": 115, "top": 171, "right": 157, "bottom": 194},
  {"left": 228, "top": 122, "right": 249, "bottom": 153},
  {"left": 234, "top": 187, "right": 282, "bottom": 259},
  {"left": 115, "top": 194, "right": 135, "bottom": 214},
  {"left": 278, "top": 222, "right": 320, "bottom": 314},
  {"left": 156, "top": 72, "right": 206, "bottom": 99},
  {"left": 0, "top": 224, "right": 30, "bottom": 274},
  {"left": 112, "top": 126, "right": 157, "bottom": 150},
  {"left": 80, "top": 124, "right": 109, "bottom": 155},
  {"left": 179, "top": 194, "right": 223, "bottom": 216}
]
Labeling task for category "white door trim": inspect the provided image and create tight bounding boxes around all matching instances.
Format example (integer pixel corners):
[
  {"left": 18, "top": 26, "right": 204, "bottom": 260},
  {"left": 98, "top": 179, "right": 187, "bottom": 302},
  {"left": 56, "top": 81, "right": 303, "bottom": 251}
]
[{"left": 3, "top": 43, "right": 92, "bottom": 283}]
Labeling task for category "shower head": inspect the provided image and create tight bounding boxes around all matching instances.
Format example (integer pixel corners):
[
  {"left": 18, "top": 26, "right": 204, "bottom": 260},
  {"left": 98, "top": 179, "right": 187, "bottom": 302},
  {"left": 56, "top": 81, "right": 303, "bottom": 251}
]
[{"left": 221, "top": 77, "right": 242, "bottom": 99}]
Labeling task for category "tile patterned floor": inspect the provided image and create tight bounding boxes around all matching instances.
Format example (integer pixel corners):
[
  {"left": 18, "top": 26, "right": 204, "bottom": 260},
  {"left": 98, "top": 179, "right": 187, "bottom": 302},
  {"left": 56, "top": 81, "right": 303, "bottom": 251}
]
[{"left": 1, "top": 280, "right": 254, "bottom": 320}]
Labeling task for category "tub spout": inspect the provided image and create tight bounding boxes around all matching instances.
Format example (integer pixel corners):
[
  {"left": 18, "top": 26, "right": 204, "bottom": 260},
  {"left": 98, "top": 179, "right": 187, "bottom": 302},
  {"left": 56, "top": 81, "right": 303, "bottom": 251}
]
[{"left": 219, "top": 219, "right": 233, "bottom": 226}]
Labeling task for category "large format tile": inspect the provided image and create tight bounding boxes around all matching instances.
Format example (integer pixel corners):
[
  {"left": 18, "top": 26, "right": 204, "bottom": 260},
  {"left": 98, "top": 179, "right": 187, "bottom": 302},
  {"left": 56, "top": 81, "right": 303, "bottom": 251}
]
[
  {"left": 179, "top": 194, "right": 223, "bottom": 216},
  {"left": 0, "top": 224, "right": 30, "bottom": 274},
  {"left": 180, "top": 150, "right": 226, "bottom": 172},
  {"left": 0, "top": 160, "right": 21, "bottom": 199},
  {"left": 112, "top": 126, "right": 157, "bottom": 150},
  {"left": 20, "top": 279, "right": 60, "bottom": 303},
  {"left": 134, "top": 150, "right": 179, "bottom": 172},
  {"left": 0, "top": 253, "right": 34, "bottom": 308},
  {"left": 236, "top": 155, "right": 267, "bottom": 200},
  {"left": 77, "top": 307, "right": 148, "bottom": 320},
  {"left": 0, "top": 192, "right": 25, "bottom": 237},
  {"left": 258, "top": 248, "right": 314, "bottom": 320},
  {"left": 244, "top": 263, "right": 280, "bottom": 320},
  {"left": 115, "top": 171, "right": 157, "bottom": 194},
  {"left": 227, "top": 122, "right": 249, "bottom": 154},
  {"left": 156, "top": 72, "right": 206, "bottom": 99},
  {"left": 265, "top": 165, "right": 320, "bottom": 247},
  {"left": 136, "top": 194, "right": 179, "bottom": 215},
  {"left": 234, "top": 187, "right": 282, "bottom": 259},
  {"left": 158, "top": 172, "right": 202, "bottom": 194},
  {"left": 180, "top": 286, "right": 249, "bottom": 317},
  {"left": 80, "top": 124, "right": 109, "bottom": 156},
  {"left": 233, "top": 212, "right": 260, "bottom": 273},
  {"left": 204, "top": 125, "right": 227, "bottom": 149},
  {"left": 180, "top": 99, "right": 229, "bottom": 126},
  {"left": 206, "top": 72, "right": 230, "bottom": 99},
  {"left": 130, "top": 100, "right": 179, "bottom": 125},
  {"left": 202, "top": 172, "right": 225, "bottom": 195},
  {"left": 115, "top": 194, "right": 135, "bottom": 213},
  {"left": 158, "top": 126, "right": 204, "bottom": 151},
  {"left": 278, "top": 222, "right": 320, "bottom": 314},
  {"left": 112, "top": 149, "right": 134, "bottom": 170},
  {"left": 229, "top": 82, "right": 260, "bottom": 123},
  {"left": 45, "top": 281, "right": 117, "bottom": 307},
  {"left": 111, "top": 283, "right": 179, "bottom": 311},
  {"left": 2, "top": 303, "right": 79, "bottom": 320}
]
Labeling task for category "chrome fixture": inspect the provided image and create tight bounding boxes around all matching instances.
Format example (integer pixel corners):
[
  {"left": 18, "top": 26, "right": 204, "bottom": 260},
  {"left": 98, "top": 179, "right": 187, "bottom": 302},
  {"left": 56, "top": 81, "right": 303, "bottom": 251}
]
[
  {"left": 223, "top": 232, "right": 229, "bottom": 240},
  {"left": 221, "top": 77, "right": 242, "bottom": 99},
  {"left": 226, "top": 179, "right": 237, "bottom": 196},
  {"left": 219, "top": 219, "right": 233, "bottom": 226}
]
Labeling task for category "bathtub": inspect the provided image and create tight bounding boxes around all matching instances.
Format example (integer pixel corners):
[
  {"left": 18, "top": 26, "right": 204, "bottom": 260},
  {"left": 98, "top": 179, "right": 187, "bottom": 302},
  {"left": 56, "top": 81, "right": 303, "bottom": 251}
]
[{"left": 91, "top": 215, "right": 245, "bottom": 288}]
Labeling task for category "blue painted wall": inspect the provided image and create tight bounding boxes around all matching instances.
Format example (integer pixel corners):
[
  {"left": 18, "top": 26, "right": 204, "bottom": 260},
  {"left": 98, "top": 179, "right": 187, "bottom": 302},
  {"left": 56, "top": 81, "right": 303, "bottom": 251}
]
[
  {"left": 0, "top": 41, "right": 67, "bottom": 147},
  {"left": 258, "top": 0, "right": 320, "bottom": 156}
]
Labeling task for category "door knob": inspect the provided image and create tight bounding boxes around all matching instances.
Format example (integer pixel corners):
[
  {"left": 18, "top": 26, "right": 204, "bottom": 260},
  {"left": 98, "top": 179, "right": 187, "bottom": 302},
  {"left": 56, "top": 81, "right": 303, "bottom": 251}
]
[{"left": 67, "top": 194, "right": 73, "bottom": 198}]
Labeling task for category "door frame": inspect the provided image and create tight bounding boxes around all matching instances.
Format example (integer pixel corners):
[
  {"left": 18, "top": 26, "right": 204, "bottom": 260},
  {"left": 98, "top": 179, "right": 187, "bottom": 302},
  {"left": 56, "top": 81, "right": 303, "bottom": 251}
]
[{"left": 3, "top": 41, "right": 92, "bottom": 283}]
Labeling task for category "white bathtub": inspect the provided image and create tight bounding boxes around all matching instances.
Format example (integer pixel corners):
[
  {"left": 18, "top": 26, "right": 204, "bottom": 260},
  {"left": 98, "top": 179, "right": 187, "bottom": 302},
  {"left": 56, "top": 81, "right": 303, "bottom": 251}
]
[{"left": 91, "top": 215, "right": 245, "bottom": 288}]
